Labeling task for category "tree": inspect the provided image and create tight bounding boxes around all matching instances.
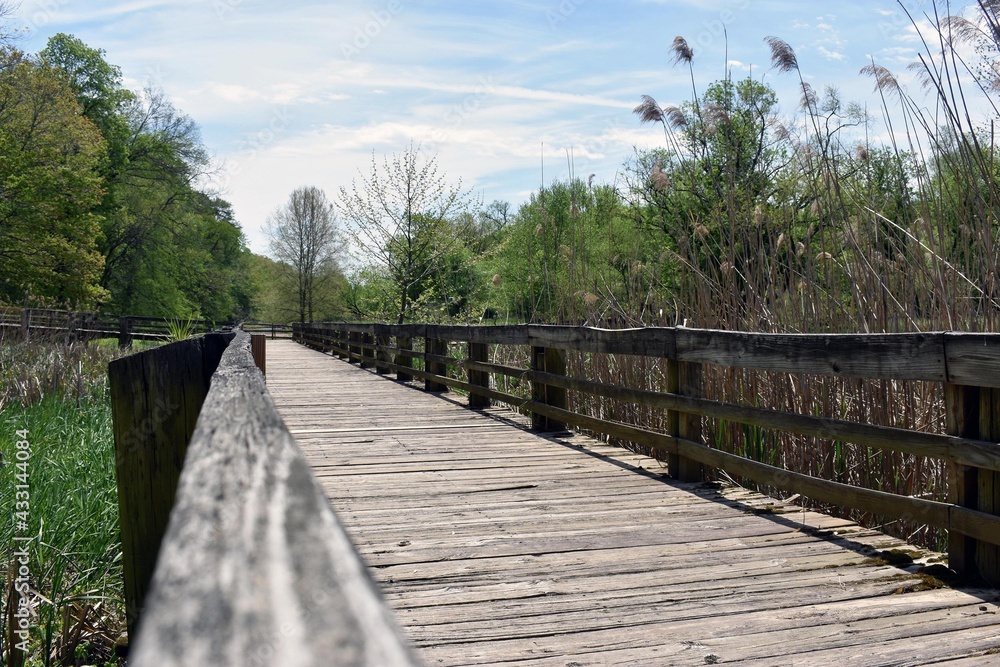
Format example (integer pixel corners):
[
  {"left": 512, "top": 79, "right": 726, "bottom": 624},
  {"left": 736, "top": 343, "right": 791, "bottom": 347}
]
[
  {"left": 0, "top": 48, "right": 107, "bottom": 306},
  {"left": 338, "top": 144, "right": 478, "bottom": 323},
  {"left": 266, "top": 186, "right": 342, "bottom": 323}
]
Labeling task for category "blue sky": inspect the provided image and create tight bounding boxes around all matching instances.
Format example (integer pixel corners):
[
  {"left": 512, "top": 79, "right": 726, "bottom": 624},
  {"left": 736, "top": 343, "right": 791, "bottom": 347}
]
[{"left": 13, "top": 0, "right": 948, "bottom": 255}]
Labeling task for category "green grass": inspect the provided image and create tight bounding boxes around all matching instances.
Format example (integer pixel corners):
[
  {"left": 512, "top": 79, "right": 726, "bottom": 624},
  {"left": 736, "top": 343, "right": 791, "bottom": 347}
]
[{"left": 0, "top": 337, "right": 140, "bottom": 666}]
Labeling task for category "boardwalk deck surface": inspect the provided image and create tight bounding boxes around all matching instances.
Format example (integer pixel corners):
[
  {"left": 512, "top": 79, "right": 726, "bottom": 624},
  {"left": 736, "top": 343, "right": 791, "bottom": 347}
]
[{"left": 266, "top": 340, "right": 1000, "bottom": 666}]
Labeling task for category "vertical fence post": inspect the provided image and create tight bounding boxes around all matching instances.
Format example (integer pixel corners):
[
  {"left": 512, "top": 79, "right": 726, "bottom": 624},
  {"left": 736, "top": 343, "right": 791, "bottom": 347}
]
[
  {"left": 667, "top": 359, "right": 703, "bottom": 481},
  {"left": 424, "top": 336, "right": 449, "bottom": 392},
  {"left": 375, "top": 329, "right": 391, "bottom": 375},
  {"left": 349, "top": 331, "right": 361, "bottom": 363},
  {"left": 119, "top": 316, "right": 133, "bottom": 349},
  {"left": 530, "top": 345, "right": 567, "bottom": 431},
  {"left": 946, "top": 383, "right": 1000, "bottom": 586},
  {"left": 677, "top": 361, "right": 704, "bottom": 482},
  {"left": 360, "top": 332, "right": 375, "bottom": 369},
  {"left": 468, "top": 341, "right": 490, "bottom": 408},
  {"left": 250, "top": 334, "right": 266, "bottom": 376},
  {"left": 396, "top": 334, "right": 413, "bottom": 382},
  {"left": 67, "top": 312, "right": 78, "bottom": 344},
  {"left": 108, "top": 332, "right": 233, "bottom": 639},
  {"left": 20, "top": 308, "right": 30, "bottom": 341}
]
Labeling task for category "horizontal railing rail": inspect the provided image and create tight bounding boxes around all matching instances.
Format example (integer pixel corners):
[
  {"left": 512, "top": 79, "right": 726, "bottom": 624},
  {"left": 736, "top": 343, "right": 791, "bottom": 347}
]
[
  {"left": 0, "top": 306, "right": 294, "bottom": 346},
  {"left": 109, "top": 329, "right": 416, "bottom": 665},
  {"left": 293, "top": 322, "right": 1000, "bottom": 587}
]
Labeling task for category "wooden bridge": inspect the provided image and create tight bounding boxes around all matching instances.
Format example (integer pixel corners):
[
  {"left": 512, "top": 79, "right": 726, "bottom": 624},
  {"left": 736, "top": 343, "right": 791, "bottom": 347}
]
[{"left": 108, "top": 324, "right": 1000, "bottom": 665}]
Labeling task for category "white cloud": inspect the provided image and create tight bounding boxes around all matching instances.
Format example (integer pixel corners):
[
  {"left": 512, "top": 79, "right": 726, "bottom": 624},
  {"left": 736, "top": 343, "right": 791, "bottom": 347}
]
[{"left": 817, "top": 46, "right": 847, "bottom": 62}]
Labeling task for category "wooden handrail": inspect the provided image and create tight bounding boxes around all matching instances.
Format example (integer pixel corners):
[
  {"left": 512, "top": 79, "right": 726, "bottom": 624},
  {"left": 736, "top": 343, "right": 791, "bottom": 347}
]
[
  {"left": 293, "top": 321, "right": 1000, "bottom": 587},
  {"left": 111, "top": 330, "right": 417, "bottom": 665}
]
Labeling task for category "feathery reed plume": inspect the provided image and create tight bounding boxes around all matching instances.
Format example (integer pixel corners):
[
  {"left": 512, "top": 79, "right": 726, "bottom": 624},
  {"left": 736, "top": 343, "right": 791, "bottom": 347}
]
[
  {"left": 860, "top": 63, "right": 902, "bottom": 95},
  {"left": 670, "top": 36, "right": 694, "bottom": 64},
  {"left": 906, "top": 60, "right": 936, "bottom": 91},
  {"left": 764, "top": 36, "right": 798, "bottom": 72},
  {"left": 634, "top": 94, "right": 665, "bottom": 124},
  {"left": 799, "top": 81, "right": 818, "bottom": 110},
  {"left": 662, "top": 104, "right": 688, "bottom": 129}
]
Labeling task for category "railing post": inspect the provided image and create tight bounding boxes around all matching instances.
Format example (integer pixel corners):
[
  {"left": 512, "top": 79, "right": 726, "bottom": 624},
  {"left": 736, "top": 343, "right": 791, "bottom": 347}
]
[
  {"left": 679, "top": 361, "right": 705, "bottom": 482},
  {"left": 347, "top": 331, "right": 361, "bottom": 363},
  {"left": 946, "top": 383, "right": 1000, "bottom": 585},
  {"left": 424, "top": 336, "right": 448, "bottom": 392},
  {"left": 360, "top": 332, "right": 375, "bottom": 369},
  {"left": 468, "top": 341, "right": 491, "bottom": 408},
  {"left": 250, "top": 334, "right": 266, "bottom": 376},
  {"left": 119, "top": 316, "right": 133, "bottom": 349},
  {"left": 531, "top": 345, "right": 567, "bottom": 431},
  {"left": 20, "top": 307, "right": 31, "bottom": 341},
  {"left": 396, "top": 335, "right": 413, "bottom": 382},
  {"left": 375, "top": 330, "right": 391, "bottom": 375}
]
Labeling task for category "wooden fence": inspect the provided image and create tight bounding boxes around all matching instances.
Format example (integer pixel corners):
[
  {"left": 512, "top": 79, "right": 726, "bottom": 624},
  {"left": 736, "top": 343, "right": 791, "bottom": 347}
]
[
  {"left": 0, "top": 307, "right": 293, "bottom": 345},
  {"left": 109, "top": 330, "right": 416, "bottom": 665},
  {"left": 0, "top": 307, "right": 219, "bottom": 346},
  {"left": 293, "top": 321, "right": 1000, "bottom": 587}
]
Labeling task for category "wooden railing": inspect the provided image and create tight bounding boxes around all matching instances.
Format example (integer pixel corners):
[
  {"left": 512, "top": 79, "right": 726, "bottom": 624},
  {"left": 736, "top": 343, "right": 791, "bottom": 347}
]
[
  {"left": 241, "top": 320, "right": 294, "bottom": 339},
  {"left": 0, "top": 307, "right": 219, "bottom": 346},
  {"left": 0, "top": 306, "right": 295, "bottom": 345},
  {"left": 109, "top": 330, "right": 416, "bottom": 665},
  {"left": 294, "top": 322, "right": 1000, "bottom": 587}
]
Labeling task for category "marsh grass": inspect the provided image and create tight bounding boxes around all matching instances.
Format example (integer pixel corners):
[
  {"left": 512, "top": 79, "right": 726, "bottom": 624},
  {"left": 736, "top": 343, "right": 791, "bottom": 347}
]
[{"left": 0, "top": 337, "right": 152, "bottom": 666}]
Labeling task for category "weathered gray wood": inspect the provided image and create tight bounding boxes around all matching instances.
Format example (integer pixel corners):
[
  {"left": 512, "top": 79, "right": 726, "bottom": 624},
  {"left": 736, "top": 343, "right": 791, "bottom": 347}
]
[
  {"left": 376, "top": 334, "right": 391, "bottom": 375},
  {"left": 531, "top": 346, "right": 567, "bottom": 431},
  {"left": 395, "top": 336, "right": 413, "bottom": 382},
  {"left": 265, "top": 341, "right": 1000, "bottom": 666},
  {"left": 129, "top": 332, "right": 418, "bottom": 667},
  {"left": 675, "top": 329, "right": 948, "bottom": 381},
  {"left": 947, "top": 384, "right": 980, "bottom": 578},
  {"left": 504, "top": 365, "right": 1000, "bottom": 471},
  {"left": 424, "top": 338, "right": 448, "bottom": 392},
  {"left": 109, "top": 332, "right": 233, "bottom": 639},
  {"left": 360, "top": 333, "right": 376, "bottom": 368},
  {"left": 945, "top": 333, "right": 1000, "bottom": 387},
  {"left": 676, "top": 361, "right": 703, "bottom": 482},
  {"left": 468, "top": 342, "right": 490, "bottom": 408}
]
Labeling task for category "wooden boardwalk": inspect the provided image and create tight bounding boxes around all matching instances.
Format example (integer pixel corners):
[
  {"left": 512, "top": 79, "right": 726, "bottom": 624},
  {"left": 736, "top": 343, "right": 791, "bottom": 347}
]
[{"left": 266, "top": 340, "right": 1000, "bottom": 666}]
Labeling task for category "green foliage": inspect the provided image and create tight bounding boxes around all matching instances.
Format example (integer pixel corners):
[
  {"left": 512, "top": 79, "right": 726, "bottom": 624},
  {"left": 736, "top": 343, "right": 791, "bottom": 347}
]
[
  {"left": 0, "top": 32, "right": 257, "bottom": 321},
  {"left": 0, "top": 48, "right": 108, "bottom": 307},
  {"left": 1, "top": 340, "right": 128, "bottom": 664},
  {"left": 248, "top": 253, "right": 347, "bottom": 323},
  {"left": 338, "top": 144, "right": 479, "bottom": 323}
]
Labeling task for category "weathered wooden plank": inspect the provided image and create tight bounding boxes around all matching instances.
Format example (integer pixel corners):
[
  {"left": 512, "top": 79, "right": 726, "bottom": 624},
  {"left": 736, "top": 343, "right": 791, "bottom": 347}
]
[
  {"left": 945, "top": 332, "right": 1000, "bottom": 387},
  {"left": 108, "top": 332, "right": 233, "bottom": 638},
  {"left": 264, "top": 339, "right": 999, "bottom": 665},
  {"left": 128, "top": 332, "right": 418, "bottom": 667},
  {"left": 675, "top": 328, "right": 947, "bottom": 380},
  {"left": 510, "top": 365, "right": 1000, "bottom": 471},
  {"left": 527, "top": 325, "right": 677, "bottom": 357}
]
